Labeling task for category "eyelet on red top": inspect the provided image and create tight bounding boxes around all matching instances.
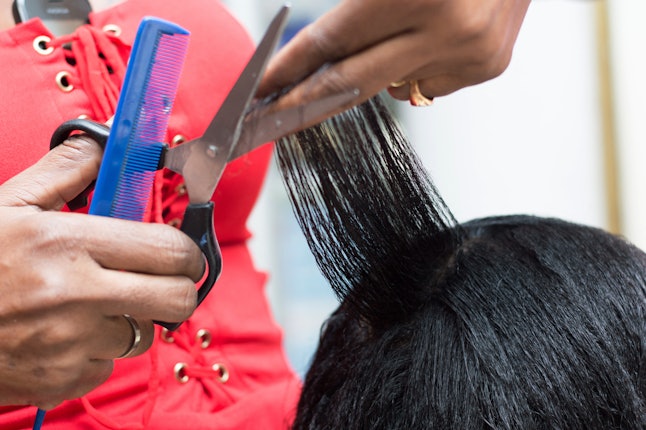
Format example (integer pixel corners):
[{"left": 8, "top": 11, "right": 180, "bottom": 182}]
[
  {"left": 212, "top": 363, "right": 229, "bottom": 383},
  {"left": 174, "top": 362, "right": 189, "bottom": 384},
  {"left": 55, "top": 71, "right": 74, "bottom": 92},
  {"left": 175, "top": 183, "right": 187, "bottom": 196},
  {"left": 195, "top": 329, "right": 212, "bottom": 349},
  {"left": 172, "top": 361, "right": 230, "bottom": 384},
  {"left": 167, "top": 218, "right": 182, "bottom": 228},
  {"left": 33, "top": 36, "right": 53, "bottom": 55},
  {"left": 102, "top": 24, "right": 122, "bottom": 37},
  {"left": 171, "top": 134, "right": 186, "bottom": 147},
  {"left": 160, "top": 328, "right": 175, "bottom": 343}
]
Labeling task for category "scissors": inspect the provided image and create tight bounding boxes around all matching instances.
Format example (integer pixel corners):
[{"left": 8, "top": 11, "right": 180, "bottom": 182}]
[{"left": 49, "top": 5, "right": 358, "bottom": 329}]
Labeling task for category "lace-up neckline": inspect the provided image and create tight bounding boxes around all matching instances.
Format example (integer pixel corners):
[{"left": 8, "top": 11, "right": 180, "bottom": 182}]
[{"left": 46, "top": 24, "right": 126, "bottom": 122}]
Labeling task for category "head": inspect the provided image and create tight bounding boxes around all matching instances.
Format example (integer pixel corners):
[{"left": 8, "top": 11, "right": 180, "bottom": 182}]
[{"left": 276, "top": 96, "right": 646, "bottom": 429}]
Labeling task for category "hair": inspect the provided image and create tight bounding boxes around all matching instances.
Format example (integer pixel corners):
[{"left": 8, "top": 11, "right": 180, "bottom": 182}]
[{"left": 274, "top": 95, "right": 646, "bottom": 429}]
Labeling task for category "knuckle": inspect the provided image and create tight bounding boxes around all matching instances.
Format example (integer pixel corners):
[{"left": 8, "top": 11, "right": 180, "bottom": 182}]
[
  {"left": 160, "top": 278, "right": 197, "bottom": 322},
  {"left": 487, "top": 52, "right": 512, "bottom": 79},
  {"left": 457, "top": 11, "right": 492, "bottom": 42},
  {"left": 56, "top": 135, "right": 101, "bottom": 167},
  {"left": 152, "top": 225, "right": 201, "bottom": 274},
  {"left": 28, "top": 213, "right": 82, "bottom": 256},
  {"left": 317, "top": 67, "right": 357, "bottom": 96},
  {"left": 304, "top": 21, "right": 343, "bottom": 61},
  {"left": 35, "top": 319, "right": 78, "bottom": 350},
  {"left": 178, "top": 282, "right": 198, "bottom": 320},
  {"left": 471, "top": 41, "right": 513, "bottom": 82}
]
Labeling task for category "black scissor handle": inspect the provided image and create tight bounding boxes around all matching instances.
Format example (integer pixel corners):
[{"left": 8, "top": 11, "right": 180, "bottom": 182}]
[
  {"left": 51, "top": 119, "right": 223, "bottom": 331},
  {"left": 50, "top": 118, "right": 110, "bottom": 150},
  {"left": 156, "top": 202, "right": 223, "bottom": 331},
  {"left": 50, "top": 119, "right": 110, "bottom": 210}
]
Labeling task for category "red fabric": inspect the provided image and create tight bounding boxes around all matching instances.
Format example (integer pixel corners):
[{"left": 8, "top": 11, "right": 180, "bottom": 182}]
[{"left": 0, "top": 0, "right": 301, "bottom": 428}]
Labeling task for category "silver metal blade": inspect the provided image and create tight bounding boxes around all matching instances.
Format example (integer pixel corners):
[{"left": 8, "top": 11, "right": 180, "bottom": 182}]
[
  {"left": 164, "top": 5, "right": 290, "bottom": 203},
  {"left": 230, "top": 89, "right": 359, "bottom": 161}
]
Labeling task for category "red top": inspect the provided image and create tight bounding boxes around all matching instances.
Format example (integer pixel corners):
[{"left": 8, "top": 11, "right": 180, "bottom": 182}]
[{"left": 0, "top": 0, "right": 301, "bottom": 428}]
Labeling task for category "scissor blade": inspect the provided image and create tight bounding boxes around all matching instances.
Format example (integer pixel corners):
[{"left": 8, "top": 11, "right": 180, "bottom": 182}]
[
  {"left": 165, "top": 5, "right": 290, "bottom": 203},
  {"left": 230, "top": 89, "right": 359, "bottom": 161},
  {"left": 202, "top": 5, "right": 289, "bottom": 152}
]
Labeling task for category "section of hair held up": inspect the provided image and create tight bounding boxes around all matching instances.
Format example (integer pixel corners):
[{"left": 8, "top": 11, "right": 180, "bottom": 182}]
[{"left": 275, "top": 95, "right": 462, "bottom": 327}]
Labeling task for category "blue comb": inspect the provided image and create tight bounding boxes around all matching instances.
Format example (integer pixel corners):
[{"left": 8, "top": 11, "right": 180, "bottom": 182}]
[
  {"left": 35, "top": 17, "right": 190, "bottom": 430},
  {"left": 50, "top": 14, "right": 223, "bottom": 333},
  {"left": 89, "top": 17, "right": 189, "bottom": 219}
]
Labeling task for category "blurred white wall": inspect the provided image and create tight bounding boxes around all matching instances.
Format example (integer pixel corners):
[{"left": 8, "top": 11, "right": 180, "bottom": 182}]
[
  {"left": 606, "top": 0, "right": 646, "bottom": 249},
  {"left": 225, "top": 0, "right": 644, "bottom": 375},
  {"left": 401, "top": 1, "right": 606, "bottom": 229}
]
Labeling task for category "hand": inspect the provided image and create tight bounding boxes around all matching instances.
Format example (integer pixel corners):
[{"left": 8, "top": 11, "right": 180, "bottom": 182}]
[
  {"left": 0, "top": 136, "right": 203, "bottom": 409},
  {"left": 257, "top": 0, "right": 530, "bottom": 124}
]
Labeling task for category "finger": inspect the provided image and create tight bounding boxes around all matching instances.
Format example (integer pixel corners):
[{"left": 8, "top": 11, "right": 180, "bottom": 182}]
[
  {"left": 13, "top": 213, "right": 201, "bottom": 322},
  {"left": 265, "top": 32, "right": 429, "bottom": 130},
  {"left": 258, "top": 0, "right": 418, "bottom": 97},
  {"left": 53, "top": 212, "right": 205, "bottom": 281},
  {"left": 91, "top": 315, "right": 154, "bottom": 360},
  {"left": 0, "top": 136, "right": 103, "bottom": 210},
  {"left": 91, "top": 269, "right": 198, "bottom": 324}
]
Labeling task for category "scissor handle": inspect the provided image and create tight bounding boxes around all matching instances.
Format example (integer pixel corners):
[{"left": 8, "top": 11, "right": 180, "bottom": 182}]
[
  {"left": 156, "top": 202, "right": 222, "bottom": 331},
  {"left": 50, "top": 118, "right": 110, "bottom": 210},
  {"left": 50, "top": 118, "right": 110, "bottom": 150},
  {"left": 51, "top": 119, "right": 222, "bottom": 331}
]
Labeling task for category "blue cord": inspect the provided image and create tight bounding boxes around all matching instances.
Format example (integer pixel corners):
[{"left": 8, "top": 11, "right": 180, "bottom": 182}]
[{"left": 32, "top": 408, "right": 46, "bottom": 430}]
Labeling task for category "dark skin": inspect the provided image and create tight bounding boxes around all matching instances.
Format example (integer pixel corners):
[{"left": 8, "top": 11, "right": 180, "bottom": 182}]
[
  {"left": 0, "top": 0, "right": 204, "bottom": 409},
  {"left": 0, "top": 136, "right": 203, "bottom": 409},
  {"left": 257, "top": 0, "right": 531, "bottom": 128}
]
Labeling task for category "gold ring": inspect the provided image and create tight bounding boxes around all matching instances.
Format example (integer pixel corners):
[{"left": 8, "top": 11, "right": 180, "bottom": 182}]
[
  {"left": 389, "top": 80, "right": 407, "bottom": 88},
  {"left": 116, "top": 314, "right": 141, "bottom": 359},
  {"left": 409, "top": 80, "right": 434, "bottom": 107}
]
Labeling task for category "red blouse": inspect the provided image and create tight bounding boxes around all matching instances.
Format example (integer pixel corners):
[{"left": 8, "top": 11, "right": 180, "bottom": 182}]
[{"left": 0, "top": 0, "right": 301, "bottom": 428}]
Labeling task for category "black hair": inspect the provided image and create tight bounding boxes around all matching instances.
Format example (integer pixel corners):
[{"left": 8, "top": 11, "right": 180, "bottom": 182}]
[{"left": 275, "top": 96, "right": 646, "bottom": 429}]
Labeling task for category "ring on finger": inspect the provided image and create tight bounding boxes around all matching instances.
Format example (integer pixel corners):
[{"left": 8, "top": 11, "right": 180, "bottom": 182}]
[
  {"left": 408, "top": 80, "right": 434, "bottom": 107},
  {"left": 116, "top": 314, "right": 141, "bottom": 359},
  {"left": 389, "top": 80, "right": 407, "bottom": 88}
]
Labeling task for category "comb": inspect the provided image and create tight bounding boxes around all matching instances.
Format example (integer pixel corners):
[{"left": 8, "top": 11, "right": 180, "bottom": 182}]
[
  {"left": 33, "top": 17, "right": 189, "bottom": 430},
  {"left": 89, "top": 17, "right": 189, "bottom": 219},
  {"left": 34, "top": 19, "right": 190, "bottom": 430}
]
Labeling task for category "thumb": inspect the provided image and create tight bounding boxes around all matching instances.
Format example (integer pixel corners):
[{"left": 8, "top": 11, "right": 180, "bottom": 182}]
[{"left": 0, "top": 136, "right": 103, "bottom": 210}]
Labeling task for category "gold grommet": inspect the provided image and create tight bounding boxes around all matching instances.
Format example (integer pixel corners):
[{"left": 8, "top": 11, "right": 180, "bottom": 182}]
[
  {"left": 175, "top": 183, "right": 187, "bottom": 196},
  {"left": 55, "top": 71, "right": 74, "bottom": 92},
  {"left": 102, "top": 24, "right": 122, "bottom": 37},
  {"left": 160, "top": 327, "right": 175, "bottom": 343},
  {"left": 33, "top": 36, "right": 54, "bottom": 55},
  {"left": 167, "top": 218, "right": 182, "bottom": 228},
  {"left": 195, "top": 329, "right": 212, "bottom": 349},
  {"left": 171, "top": 134, "right": 186, "bottom": 146},
  {"left": 212, "top": 363, "right": 229, "bottom": 383},
  {"left": 174, "top": 362, "right": 189, "bottom": 383}
]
